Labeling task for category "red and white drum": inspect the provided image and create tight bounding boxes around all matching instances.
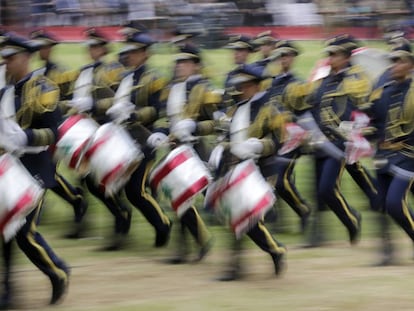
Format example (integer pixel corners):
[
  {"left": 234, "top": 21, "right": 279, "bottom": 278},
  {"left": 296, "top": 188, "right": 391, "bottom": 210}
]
[
  {"left": 149, "top": 144, "right": 212, "bottom": 217},
  {"left": 53, "top": 114, "right": 99, "bottom": 171},
  {"left": 205, "top": 159, "right": 275, "bottom": 238},
  {"left": 0, "top": 153, "right": 44, "bottom": 241},
  {"left": 82, "top": 122, "right": 143, "bottom": 196}
]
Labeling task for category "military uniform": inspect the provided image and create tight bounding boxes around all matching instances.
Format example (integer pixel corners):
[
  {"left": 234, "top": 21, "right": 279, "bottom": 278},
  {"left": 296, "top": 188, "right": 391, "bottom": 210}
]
[
  {"left": 65, "top": 28, "right": 131, "bottom": 248},
  {"left": 158, "top": 45, "right": 221, "bottom": 263},
  {"left": 367, "top": 44, "right": 414, "bottom": 265},
  {"left": 210, "top": 65, "right": 287, "bottom": 281},
  {"left": 266, "top": 41, "right": 311, "bottom": 232},
  {"left": 286, "top": 35, "right": 369, "bottom": 245},
  {"left": 0, "top": 34, "right": 69, "bottom": 307},
  {"left": 222, "top": 35, "right": 254, "bottom": 111},
  {"left": 106, "top": 31, "right": 172, "bottom": 248},
  {"left": 251, "top": 30, "right": 281, "bottom": 90},
  {"left": 30, "top": 29, "right": 88, "bottom": 236}
]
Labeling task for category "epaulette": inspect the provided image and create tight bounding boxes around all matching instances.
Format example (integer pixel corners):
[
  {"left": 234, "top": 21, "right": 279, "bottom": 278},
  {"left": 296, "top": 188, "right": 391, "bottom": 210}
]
[
  {"left": 369, "top": 87, "right": 383, "bottom": 102},
  {"left": 149, "top": 73, "right": 167, "bottom": 94},
  {"left": 203, "top": 89, "right": 222, "bottom": 105},
  {"left": 27, "top": 75, "right": 59, "bottom": 112}
]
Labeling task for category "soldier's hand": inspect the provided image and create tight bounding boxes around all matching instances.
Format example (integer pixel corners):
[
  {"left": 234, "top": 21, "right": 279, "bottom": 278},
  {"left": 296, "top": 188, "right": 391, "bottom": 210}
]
[
  {"left": 106, "top": 101, "right": 135, "bottom": 123},
  {"left": 231, "top": 138, "right": 263, "bottom": 160},
  {"left": 69, "top": 96, "right": 93, "bottom": 113}
]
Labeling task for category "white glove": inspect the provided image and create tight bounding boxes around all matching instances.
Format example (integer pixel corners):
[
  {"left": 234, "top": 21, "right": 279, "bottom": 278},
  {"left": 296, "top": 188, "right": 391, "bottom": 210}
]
[
  {"left": 69, "top": 96, "right": 93, "bottom": 112},
  {"left": 351, "top": 111, "right": 370, "bottom": 129},
  {"left": 0, "top": 118, "right": 27, "bottom": 150},
  {"left": 231, "top": 138, "right": 263, "bottom": 160},
  {"left": 278, "top": 123, "right": 307, "bottom": 155},
  {"left": 146, "top": 132, "right": 168, "bottom": 148},
  {"left": 344, "top": 132, "right": 374, "bottom": 164},
  {"left": 208, "top": 144, "right": 224, "bottom": 171},
  {"left": 171, "top": 119, "right": 197, "bottom": 142},
  {"left": 106, "top": 101, "right": 135, "bottom": 123}
]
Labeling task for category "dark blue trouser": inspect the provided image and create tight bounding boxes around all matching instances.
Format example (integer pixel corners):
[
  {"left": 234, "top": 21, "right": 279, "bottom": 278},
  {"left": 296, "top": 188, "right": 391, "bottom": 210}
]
[
  {"left": 124, "top": 157, "right": 171, "bottom": 234},
  {"left": 377, "top": 171, "right": 414, "bottom": 242},
  {"left": 315, "top": 156, "right": 360, "bottom": 235},
  {"left": 274, "top": 158, "right": 311, "bottom": 218},
  {"left": 14, "top": 203, "right": 69, "bottom": 281},
  {"left": 345, "top": 162, "right": 378, "bottom": 211},
  {"left": 84, "top": 175, "right": 131, "bottom": 235}
]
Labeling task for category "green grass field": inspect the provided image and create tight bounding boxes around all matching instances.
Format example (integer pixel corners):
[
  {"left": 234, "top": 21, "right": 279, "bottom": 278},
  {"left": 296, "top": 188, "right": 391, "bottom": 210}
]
[{"left": 8, "top": 40, "right": 414, "bottom": 311}]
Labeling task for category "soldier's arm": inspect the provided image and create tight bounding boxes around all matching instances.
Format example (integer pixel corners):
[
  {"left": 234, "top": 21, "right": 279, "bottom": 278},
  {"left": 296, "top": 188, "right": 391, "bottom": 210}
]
[{"left": 22, "top": 77, "right": 61, "bottom": 146}]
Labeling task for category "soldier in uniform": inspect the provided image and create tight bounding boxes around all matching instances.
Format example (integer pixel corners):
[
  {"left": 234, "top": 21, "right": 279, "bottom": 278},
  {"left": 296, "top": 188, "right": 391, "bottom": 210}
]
[
  {"left": 155, "top": 44, "right": 220, "bottom": 263},
  {"left": 367, "top": 42, "right": 414, "bottom": 265},
  {"left": 0, "top": 33, "right": 69, "bottom": 308},
  {"left": 251, "top": 30, "right": 280, "bottom": 81},
  {"left": 65, "top": 28, "right": 132, "bottom": 250},
  {"left": 208, "top": 65, "right": 287, "bottom": 281},
  {"left": 30, "top": 29, "right": 88, "bottom": 238},
  {"left": 284, "top": 35, "right": 368, "bottom": 246},
  {"left": 222, "top": 35, "right": 254, "bottom": 111},
  {"left": 106, "top": 31, "right": 173, "bottom": 249},
  {"left": 266, "top": 40, "right": 311, "bottom": 233}
]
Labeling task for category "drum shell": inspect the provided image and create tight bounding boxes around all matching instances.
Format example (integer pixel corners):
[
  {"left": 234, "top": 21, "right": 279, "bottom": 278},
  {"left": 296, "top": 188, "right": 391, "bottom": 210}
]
[
  {"left": 82, "top": 122, "right": 144, "bottom": 196},
  {"left": 0, "top": 153, "right": 44, "bottom": 241},
  {"left": 205, "top": 159, "right": 275, "bottom": 238},
  {"left": 54, "top": 114, "right": 99, "bottom": 171},
  {"left": 150, "top": 144, "right": 212, "bottom": 217}
]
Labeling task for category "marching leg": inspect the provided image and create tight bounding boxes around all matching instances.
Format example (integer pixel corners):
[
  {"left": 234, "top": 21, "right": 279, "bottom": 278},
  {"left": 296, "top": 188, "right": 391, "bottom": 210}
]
[
  {"left": 0, "top": 239, "right": 12, "bottom": 309},
  {"left": 84, "top": 176, "right": 132, "bottom": 251},
  {"left": 217, "top": 236, "right": 243, "bottom": 281},
  {"left": 52, "top": 172, "right": 88, "bottom": 239},
  {"left": 374, "top": 212, "right": 395, "bottom": 266}
]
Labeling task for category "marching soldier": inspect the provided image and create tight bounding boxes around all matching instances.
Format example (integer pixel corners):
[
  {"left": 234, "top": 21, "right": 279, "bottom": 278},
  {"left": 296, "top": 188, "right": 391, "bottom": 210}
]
[
  {"left": 155, "top": 44, "right": 219, "bottom": 263},
  {"left": 0, "top": 33, "right": 70, "bottom": 308},
  {"left": 65, "top": 28, "right": 132, "bottom": 249},
  {"left": 30, "top": 29, "right": 88, "bottom": 238},
  {"left": 284, "top": 34, "right": 369, "bottom": 246},
  {"left": 367, "top": 42, "right": 414, "bottom": 265},
  {"left": 105, "top": 30, "right": 173, "bottom": 249},
  {"left": 208, "top": 65, "right": 287, "bottom": 281},
  {"left": 222, "top": 35, "right": 255, "bottom": 110},
  {"left": 266, "top": 40, "right": 311, "bottom": 233},
  {"left": 251, "top": 30, "right": 280, "bottom": 81}
]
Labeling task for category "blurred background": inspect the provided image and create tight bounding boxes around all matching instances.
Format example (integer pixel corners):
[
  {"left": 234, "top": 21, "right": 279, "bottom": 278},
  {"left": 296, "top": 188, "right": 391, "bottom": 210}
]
[{"left": 0, "top": 0, "right": 413, "bottom": 45}]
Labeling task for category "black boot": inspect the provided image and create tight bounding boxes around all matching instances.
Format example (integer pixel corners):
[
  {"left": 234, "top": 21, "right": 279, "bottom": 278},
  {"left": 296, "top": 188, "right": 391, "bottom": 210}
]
[
  {"left": 50, "top": 274, "right": 69, "bottom": 305},
  {"left": 217, "top": 237, "right": 243, "bottom": 281},
  {"left": 303, "top": 210, "right": 326, "bottom": 247},
  {"left": 165, "top": 222, "right": 189, "bottom": 264},
  {"left": 271, "top": 252, "right": 287, "bottom": 276},
  {"left": 373, "top": 213, "right": 395, "bottom": 266}
]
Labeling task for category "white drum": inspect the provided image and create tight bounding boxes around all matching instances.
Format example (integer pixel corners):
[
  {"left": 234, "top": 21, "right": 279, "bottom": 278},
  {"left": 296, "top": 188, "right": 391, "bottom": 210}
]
[
  {"left": 53, "top": 114, "right": 99, "bottom": 171},
  {"left": 0, "top": 153, "right": 44, "bottom": 242},
  {"left": 150, "top": 144, "right": 212, "bottom": 217},
  {"left": 204, "top": 159, "right": 275, "bottom": 238},
  {"left": 82, "top": 122, "right": 143, "bottom": 196}
]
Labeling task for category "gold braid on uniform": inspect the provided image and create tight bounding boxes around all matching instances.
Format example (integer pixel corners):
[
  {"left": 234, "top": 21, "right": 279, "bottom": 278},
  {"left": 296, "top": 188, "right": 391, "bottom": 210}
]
[
  {"left": 330, "top": 65, "right": 371, "bottom": 105},
  {"left": 283, "top": 81, "right": 314, "bottom": 112},
  {"left": 182, "top": 83, "right": 217, "bottom": 136},
  {"left": 395, "top": 81, "right": 414, "bottom": 158},
  {"left": 17, "top": 76, "right": 59, "bottom": 146},
  {"left": 95, "top": 61, "right": 124, "bottom": 90},
  {"left": 130, "top": 71, "right": 166, "bottom": 125}
]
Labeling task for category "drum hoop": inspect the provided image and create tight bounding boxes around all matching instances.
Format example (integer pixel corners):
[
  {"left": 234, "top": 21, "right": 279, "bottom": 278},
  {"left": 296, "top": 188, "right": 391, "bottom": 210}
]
[
  {"left": 58, "top": 114, "right": 85, "bottom": 140},
  {"left": 150, "top": 147, "right": 193, "bottom": 190},
  {"left": 171, "top": 175, "right": 210, "bottom": 211},
  {"left": 231, "top": 191, "right": 274, "bottom": 233},
  {"left": 0, "top": 190, "right": 38, "bottom": 232}
]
